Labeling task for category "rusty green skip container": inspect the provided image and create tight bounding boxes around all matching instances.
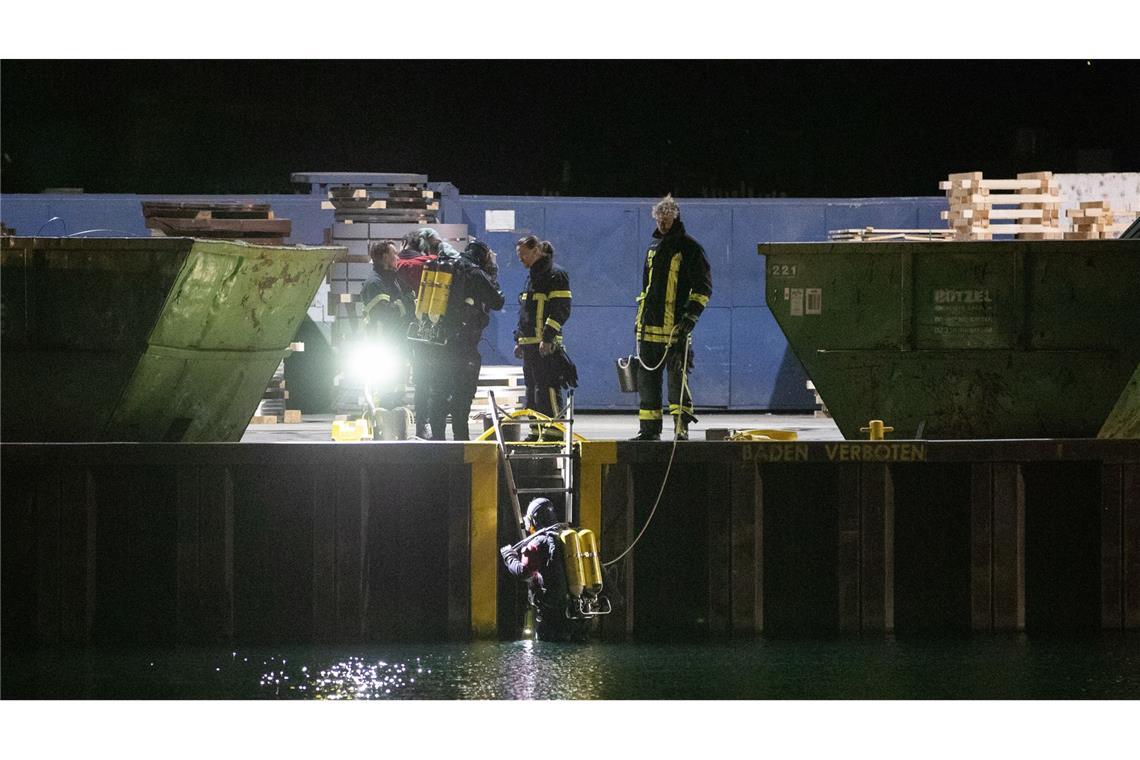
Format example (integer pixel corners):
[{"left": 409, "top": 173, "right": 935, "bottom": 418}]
[
  {"left": 1, "top": 237, "right": 342, "bottom": 442},
  {"left": 758, "top": 239, "right": 1140, "bottom": 439}
]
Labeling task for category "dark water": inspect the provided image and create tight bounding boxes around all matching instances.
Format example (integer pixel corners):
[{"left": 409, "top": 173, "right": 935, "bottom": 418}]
[{"left": 4, "top": 637, "right": 1139, "bottom": 699}]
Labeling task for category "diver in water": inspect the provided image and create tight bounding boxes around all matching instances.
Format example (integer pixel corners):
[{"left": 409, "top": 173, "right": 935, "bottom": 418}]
[{"left": 500, "top": 498, "right": 589, "bottom": 642}]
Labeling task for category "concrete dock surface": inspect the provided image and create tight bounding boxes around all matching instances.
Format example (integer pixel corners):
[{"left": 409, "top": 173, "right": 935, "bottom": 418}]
[{"left": 240, "top": 411, "right": 844, "bottom": 443}]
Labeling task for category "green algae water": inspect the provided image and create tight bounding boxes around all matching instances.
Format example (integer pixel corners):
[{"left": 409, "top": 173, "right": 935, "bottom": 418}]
[{"left": 4, "top": 637, "right": 1139, "bottom": 699}]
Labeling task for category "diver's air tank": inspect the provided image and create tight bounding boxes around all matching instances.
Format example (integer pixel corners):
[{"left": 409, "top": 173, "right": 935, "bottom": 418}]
[
  {"left": 414, "top": 261, "right": 435, "bottom": 320},
  {"left": 427, "top": 260, "right": 454, "bottom": 323},
  {"left": 577, "top": 529, "right": 604, "bottom": 596},
  {"left": 559, "top": 529, "right": 585, "bottom": 598}
]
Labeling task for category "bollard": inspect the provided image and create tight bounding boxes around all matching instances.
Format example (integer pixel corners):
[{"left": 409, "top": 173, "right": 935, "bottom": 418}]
[{"left": 861, "top": 420, "right": 894, "bottom": 441}]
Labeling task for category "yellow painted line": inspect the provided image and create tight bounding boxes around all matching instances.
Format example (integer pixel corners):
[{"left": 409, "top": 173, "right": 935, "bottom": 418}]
[
  {"left": 465, "top": 443, "right": 499, "bottom": 637},
  {"left": 577, "top": 441, "right": 617, "bottom": 545}
]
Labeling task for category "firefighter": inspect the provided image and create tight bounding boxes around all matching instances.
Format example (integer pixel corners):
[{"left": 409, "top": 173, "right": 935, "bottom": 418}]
[
  {"left": 394, "top": 232, "right": 437, "bottom": 437},
  {"left": 500, "top": 498, "right": 587, "bottom": 642},
  {"left": 514, "top": 236, "right": 577, "bottom": 442},
  {"left": 632, "top": 195, "right": 712, "bottom": 441},
  {"left": 360, "top": 240, "right": 415, "bottom": 341},
  {"left": 358, "top": 240, "right": 415, "bottom": 408},
  {"left": 428, "top": 240, "right": 504, "bottom": 440}
]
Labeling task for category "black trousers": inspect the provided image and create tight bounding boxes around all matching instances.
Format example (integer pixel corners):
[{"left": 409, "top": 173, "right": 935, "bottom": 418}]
[
  {"left": 520, "top": 345, "right": 564, "bottom": 419},
  {"left": 429, "top": 342, "right": 482, "bottom": 441},
  {"left": 636, "top": 340, "right": 693, "bottom": 435},
  {"left": 411, "top": 344, "right": 436, "bottom": 437}
]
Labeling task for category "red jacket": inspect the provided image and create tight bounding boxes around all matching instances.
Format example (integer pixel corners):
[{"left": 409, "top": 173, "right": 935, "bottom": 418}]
[{"left": 395, "top": 254, "right": 436, "bottom": 293}]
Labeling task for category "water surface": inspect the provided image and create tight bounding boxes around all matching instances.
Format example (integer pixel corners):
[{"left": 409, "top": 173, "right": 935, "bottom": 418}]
[{"left": 4, "top": 637, "right": 1139, "bottom": 699}]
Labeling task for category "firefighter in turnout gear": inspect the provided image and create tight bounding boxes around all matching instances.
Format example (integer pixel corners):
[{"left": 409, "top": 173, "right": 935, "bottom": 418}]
[
  {"left": 514, "top": 236, "right": 578, "bottom": 442},
  {"left": 428, "top": 240, "right": 504, "bottom": 440},
  {"left": 358, "top": 240, "right": 416, "bottom": 408},
  {"left": 632, "top": 195, "right": 712, "bottom": 441}
]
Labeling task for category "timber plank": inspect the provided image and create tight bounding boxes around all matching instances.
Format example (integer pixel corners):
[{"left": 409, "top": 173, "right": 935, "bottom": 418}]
[
  {"left": 707, "top": 463, "right": 732, "bottom": 635},
  {"left": 837, "top": 465, "right": 861, "bottom": 633},
  {"left": 991, "top": 463, "right": 1026, "bottom": 630},
  {"left": 1124, "top": 465, "right": 1140, "bottom": 629},
  {"left": 971, "top": 464, "right": 993, "bottom": 631},
  {"left": 1101, "top": 464, "right": 1123, "bottom": 629},
  {"left": 729, "top": 461, "right": 763, "bottom": 635}
]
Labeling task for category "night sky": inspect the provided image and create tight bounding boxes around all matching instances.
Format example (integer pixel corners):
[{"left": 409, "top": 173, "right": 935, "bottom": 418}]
[{"left": 1, "top": 60, "right": 1135, "bottom": 198}]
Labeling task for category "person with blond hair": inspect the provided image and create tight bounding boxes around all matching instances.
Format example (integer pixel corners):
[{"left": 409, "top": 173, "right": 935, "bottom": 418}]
[{"left": 631, "top": 195, "right": 712, "bottom": 441}]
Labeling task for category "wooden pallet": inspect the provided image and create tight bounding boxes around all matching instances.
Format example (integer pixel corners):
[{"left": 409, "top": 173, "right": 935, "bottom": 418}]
[
  {"left": 807, "top": 380, "right": 830, "bottom": 418},
  {"left": 471, "top": 365, "right": 527, "bottom": 417},
  {"left": 142, "top": 200, "right": 291, "bottom": 243},
  {"left": 939, "top": 171, "right": 1062, "bottom": 240},
  {"left": 253, "top": 355, "right": 304, "bottom": 424},
  {"left": 1064, "top": 201, "right": 1138, "bottom": 240}
]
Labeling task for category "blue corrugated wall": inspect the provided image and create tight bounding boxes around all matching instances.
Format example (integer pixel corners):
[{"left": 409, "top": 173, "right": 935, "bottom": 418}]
[{"left": 1, "top": 192, "right": 946, "bottom": 410}]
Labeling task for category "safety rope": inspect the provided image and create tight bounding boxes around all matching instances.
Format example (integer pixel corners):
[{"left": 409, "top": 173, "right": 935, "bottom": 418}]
[
  {"left": 603, "top": 331, "right": 691, "bottom": 567},
  {"left": 631, "top": 325, "right": 679, "bottom": 372}
]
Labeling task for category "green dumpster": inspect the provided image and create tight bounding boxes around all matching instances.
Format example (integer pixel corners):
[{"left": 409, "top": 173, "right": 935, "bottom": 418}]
[
  {"left": 1, "top": 237, "right": 342, "bottom": 442},
  {"left": 758, "top": 239, "right": 1140, "bottom": 439}
]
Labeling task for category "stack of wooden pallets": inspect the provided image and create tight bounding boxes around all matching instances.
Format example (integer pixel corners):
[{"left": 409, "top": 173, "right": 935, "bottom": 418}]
[
  {"left": 1064, "top": 202, "right": 1138, "bottom": 240},
  {"left": 939, "top": 171, "right": 1062, "bottom": 240},
  {"left": 250, "top": 346, "right": 305, "bottom": 425},
  {"left": 472, "top": 365, "right": 527, "bottom": 417},
  {"left": 142, "top": 201, "right": 292, "bottom": 245}
]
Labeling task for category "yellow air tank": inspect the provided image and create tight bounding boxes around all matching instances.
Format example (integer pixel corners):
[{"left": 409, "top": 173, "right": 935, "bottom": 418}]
[
  {"left": 559, "top": 529, "right": 585, "bottom": 598},
  {"left": 428, "top": 266, "right": 453, "bottom": 322},
  {"left": 577, "top": 529, "right": 604, "bottom": 595},
  {"left": 414, "top": 265, "right": 434, "bottom": 320}
]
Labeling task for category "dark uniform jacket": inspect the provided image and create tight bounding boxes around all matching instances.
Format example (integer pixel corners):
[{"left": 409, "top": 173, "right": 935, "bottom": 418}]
[
  {"left": 440, "top": 257, "right": 505, "bottom": 348},
  {"left": 359, "top": 268, "right": 415, "bottom": 341},
  {"left": 635, "top": 218, "right": 713, "bottom": 346},
  {"left": 502, "top": 528, "right": 570, "bottom": 615},
  {"left": 515, "top": 256, "right": 572, "bottom": 347}
]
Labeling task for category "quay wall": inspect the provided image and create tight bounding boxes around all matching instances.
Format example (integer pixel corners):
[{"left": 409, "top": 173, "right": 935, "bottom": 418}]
[{"left": 3, "top": 440, "right": 1138, "bottom": 647}]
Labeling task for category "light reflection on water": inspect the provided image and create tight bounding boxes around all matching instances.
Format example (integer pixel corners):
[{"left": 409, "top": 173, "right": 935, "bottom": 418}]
[{"left": 4, "top": 637, "right": 1140, "bottom": 699}]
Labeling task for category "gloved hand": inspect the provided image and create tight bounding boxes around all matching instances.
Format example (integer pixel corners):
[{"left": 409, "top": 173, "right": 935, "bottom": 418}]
[
  {"left": 676, "top": 315, "right": 698, "bottom": 340},
  {"left": 514, "top": 344, "right": 523, "bottom": 359},
  {"left": 500, "top": 545, "right": 515, "bottom": 562},
  {"left": 539, "top": 340, "right": 554, "bottom": 357}
]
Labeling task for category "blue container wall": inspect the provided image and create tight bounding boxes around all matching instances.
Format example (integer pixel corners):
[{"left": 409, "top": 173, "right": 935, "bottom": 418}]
[{"left": 1, "top": 193, "right": 946, "bottom": 410}]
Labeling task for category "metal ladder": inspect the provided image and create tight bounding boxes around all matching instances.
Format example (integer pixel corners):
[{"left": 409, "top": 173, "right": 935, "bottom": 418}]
[{"left": 487, "top": 389, "right": 577, "bottom": 535}]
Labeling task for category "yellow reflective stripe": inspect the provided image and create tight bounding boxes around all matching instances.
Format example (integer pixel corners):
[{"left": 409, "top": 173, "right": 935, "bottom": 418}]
[
  {"left": 636, "top": 248, "right": 655, "bottom": 329},
  {"left": 533, "top": 293, "right": 547, "bottom": 340},
  {"left": 364, "top": 292, "right": 391, "bottom": 312},
  {"left": 517, "top": 337, "right": 541, "bottom": 345},
  {"left": 663, "top": 253, "right": 682, "bottom": 336},
  {"left": 668, "top": 404, "right": 694, "bottom": 414},
  {"left": 639, "top": 409, "right": 663, "bottom": 420},
  {"left": 544, "top": 318, "right": 562, "bottom": 331},
  {"left": 641, "top": 334, "right": 673, "bottom": 344},
  {"left": 548, "top": 290, "right": 572, "bottom": 299},
  {"left": 689, "top": 292, "right": 710, "bottom": 307}
]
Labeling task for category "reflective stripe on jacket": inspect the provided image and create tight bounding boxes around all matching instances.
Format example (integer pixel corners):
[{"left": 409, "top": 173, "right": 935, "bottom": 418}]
[
  {"left": 635, "top": 217, "right": 712, "bottom": 345},
  {"left": 515, "top": 256, "right": 572, "bottom": 346},
  {"left": 360, "top": 269, "right": 415, "bottom": 339}
]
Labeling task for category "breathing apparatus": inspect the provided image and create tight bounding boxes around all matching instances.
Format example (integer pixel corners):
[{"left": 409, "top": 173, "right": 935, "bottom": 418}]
[{"left": 505, "top": 498, "right": 611, "bottom": 620}]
